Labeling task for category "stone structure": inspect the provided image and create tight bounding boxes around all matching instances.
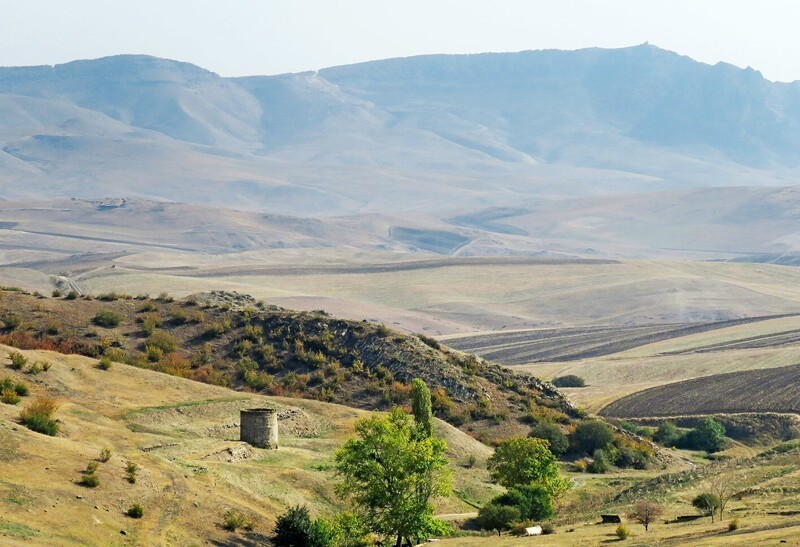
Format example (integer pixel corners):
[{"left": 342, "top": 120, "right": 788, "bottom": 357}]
[{"left": 240, "top": 408, "right": 278, "bottom": 449}]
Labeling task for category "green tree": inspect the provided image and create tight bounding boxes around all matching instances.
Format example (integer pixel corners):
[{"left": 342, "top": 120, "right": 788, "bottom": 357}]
[
  {"left": 476, "top": 503, "right": 521, "bottom": 536},
  {"left": 678, "top": 417, "right": 727, "bottom": 452},
  {"left": 654, "top": 421, "right": 679, "bottom": 446},
  {"left": 333, "top": 512, "right": 369, "bottom": 547},
  {"left": 692, "top": 492, "right": 720, "bottom": 522},
  {"left": 529, "top": 422, "right": 568, "bottom": 456},
  {"left": 335, "top": 407, "right": 452, "bottom": 547},
  {"left": 488, "top": 437, "right": 569, "bottom": 496},
  {"left": 411, "top": 378, "right": 434, "bottom": 438},
  {"left": 570, "top": 420, "right": 614, "bottom": 455},
  {"left": 492, "top": 484, "right": 555, "bottom": 521}
]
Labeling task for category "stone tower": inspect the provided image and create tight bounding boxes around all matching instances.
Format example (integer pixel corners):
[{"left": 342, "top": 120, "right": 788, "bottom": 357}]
[{"left": 240, "top": 408, "right": 278, "bottom": 449}]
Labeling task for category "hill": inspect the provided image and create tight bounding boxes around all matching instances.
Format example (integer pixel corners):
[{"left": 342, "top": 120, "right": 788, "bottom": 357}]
[
  {"left": 0, "top": 344, "right": 497, "bottom": 545},
  {"left": 0, "top": 288, "right": 574, "bottom": 441}
]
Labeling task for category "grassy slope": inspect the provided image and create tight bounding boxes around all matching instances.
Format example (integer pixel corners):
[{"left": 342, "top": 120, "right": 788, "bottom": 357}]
[{"left": 0, "top": 345, "right": 498, "bottom": 546}]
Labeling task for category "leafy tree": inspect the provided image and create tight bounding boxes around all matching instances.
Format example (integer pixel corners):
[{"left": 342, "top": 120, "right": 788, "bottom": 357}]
[
  {"left": 308, "top": 518, "right": 337, "bottom": 547},
  {"left": 411, "top": 378, "right": 434, "bottom": 438},
  {"left": 492, "top": 484, "right": 555, "bottom": 521},
  {"left": 335, "top": 407, "right": 452, "bottom": 547},
  {"left": 692, "top": 492, "right": 720, "bottom": 522},
  {"left": 529, "top": 422, "right": 568, "bottom": 456},
  {"left": 628, "top": 500, "right": 663, "bottom": 531},
  {"left": 679, "top": 417, "right": 727, "bottom": 452},
  {"left": 654, "top": 421, "right": 679, "bottom": 446},
  {"left": 570, "top": 419, "right": 615, "bottom": 455},
  {"left": 476, "top": 504, "right": 521, "bottom": 536},
  {"left": 332, "top": 512, "right": 369, "bottom": 547},
  {"left": 488, "top": 437, "right": 569, "bottom": 496}
]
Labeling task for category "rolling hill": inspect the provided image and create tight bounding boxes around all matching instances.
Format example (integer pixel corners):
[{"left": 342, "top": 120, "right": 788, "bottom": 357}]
[{"left": 0, "top": 344, "right": 498, "bottom": 545}]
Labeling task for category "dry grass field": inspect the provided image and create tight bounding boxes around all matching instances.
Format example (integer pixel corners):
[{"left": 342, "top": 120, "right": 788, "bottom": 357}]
[
  {"left": 0, "top": 345, "right": 498, "bottom": 546},
  {"left": 53, "top": 258, "right": 800, "bottom": 336}
]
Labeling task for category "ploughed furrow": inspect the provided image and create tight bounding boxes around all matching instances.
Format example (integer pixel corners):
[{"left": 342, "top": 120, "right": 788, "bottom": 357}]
[
  {"left": 446, "top": 315, "right": 796, "bottom": 365},
  {"left": 664, "top": 329, "right": 800, "bottom": 354},
  {"left": 599, "top": 364, "right": 800, "bottom": 418}
]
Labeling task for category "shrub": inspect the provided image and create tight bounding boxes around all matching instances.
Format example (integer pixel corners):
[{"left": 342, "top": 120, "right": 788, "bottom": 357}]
[
  {"left": 653, "top": 421, "right": 680, "bottom": 446},
  {"left": 93, "top": 310, "right": 123, "bottom": 328},
  {"left": 140, "top": 301, "right": 156, "bottom": 312},
  {"left": 541, "top": 523, "right": 555, "bottom": 535},
  {"left": 588, "top": 448, "right": 614, "bottom": 473},
  {"left": 526, "top": 403, "right": 570, "bottom": 425},
  {"left": 51, "top": 289, "right": 62, "bottom": 298},
  {"left": 0, "top": 376, "right": 28, "bottom": 396},
  {"left": 97, "top": 356, "right": 112, "bottom": 370},
  {"left": 65, "top": 290, "right": 79, "bottom": 300},
  {"left": 145, "top": 330, "right": 178, "bottom": 354},
  {"left": 141, "top": 314, "right": 161, "bottom": 336},
  {"left": 9, "top": 352, "right": 27, "bottom": 370},
  {"left": 170, "top": 309, "right": 187, "bottom": 325},
  {"left": 616, "top": 524, "right": 630, "bottom": 540},
  {"left": 157, "top": 292, "right": 174, "bottom": 303},
  {"left": 26, "top": 361, "right": 43, "bottom": 375},
  {"left": 529, "top": 422, "right": 569, "bottom": 456},
  {"left": 476, "top": 503, "right": 521, "bottom": 534},
  {"left": 2, "top": 314, "right": 22, "bottom": 330},
  {"left": 98, "top": 448, "right": 112, "bottom": 463},
  {"left": 573, "top": 459, "right": 588, "bottom": 472},
  {"left": 273, "top": 505, "right": 312, "bottom": 545},
  {"left": 19, "top": 397, "right": 59, "bottom": 436},
  {"left": 728, "top": 518, "right": 739, "bottom": 531},
  {"left": 125, "top": 461, "right": 138, "bottom": 484},
  {"left": 79, "top": 473, "right": 100, "bottom": 488},
  {"left": 464, "top": 455, "right": 478, "bottom": 468},
  {"left": 45, "top": 322, "right": 59, "bottom": 335},
  {"left": 1, "top": 389, "right": 21, "bottom": 405},
  {"left": 418, "top": 334, "right": 441, "bottom": 350},
  {"left": 127, "top": 503, "right": 144, "bottom": 518},
  {"left": 570, "top": 420, "right": 615, "bottom": 455},
  {"left": 551, "top": 374, "right": 586, "bottom": 388}
]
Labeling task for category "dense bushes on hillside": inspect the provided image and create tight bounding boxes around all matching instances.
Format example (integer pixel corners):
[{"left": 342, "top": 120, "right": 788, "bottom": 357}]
[{"left": 0, "top": 288, "right": 576, "bottom": 439}]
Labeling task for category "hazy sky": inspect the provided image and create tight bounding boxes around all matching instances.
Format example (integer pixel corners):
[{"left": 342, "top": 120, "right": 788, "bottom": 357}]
[{"left": 3, "top": 1, "right": 800, "bottom": 81}]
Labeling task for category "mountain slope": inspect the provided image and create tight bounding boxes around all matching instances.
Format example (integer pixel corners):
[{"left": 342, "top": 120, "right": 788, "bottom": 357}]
[{"left": 2, "top": 46, "right": 800, "bottom": 216}]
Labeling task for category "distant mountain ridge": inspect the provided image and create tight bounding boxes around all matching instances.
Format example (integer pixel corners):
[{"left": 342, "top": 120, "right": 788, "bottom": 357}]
[{"left": 1, "top": 46, "right": 800, "bottom": 257}]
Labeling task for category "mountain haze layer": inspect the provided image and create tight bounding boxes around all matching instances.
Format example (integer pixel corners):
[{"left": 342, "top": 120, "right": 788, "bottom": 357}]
[{"left": 1, "top": 45, "right": 799, "bottom": 258}]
